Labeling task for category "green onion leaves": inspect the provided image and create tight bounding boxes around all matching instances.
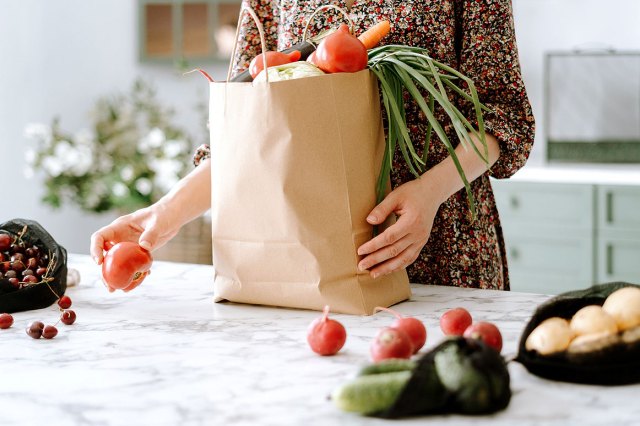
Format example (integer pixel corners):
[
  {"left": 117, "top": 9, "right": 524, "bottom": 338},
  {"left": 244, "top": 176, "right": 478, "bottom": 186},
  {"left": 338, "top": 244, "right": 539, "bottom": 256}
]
[{"left": 368, "top": 45, "right": 489, "bottom": 219}]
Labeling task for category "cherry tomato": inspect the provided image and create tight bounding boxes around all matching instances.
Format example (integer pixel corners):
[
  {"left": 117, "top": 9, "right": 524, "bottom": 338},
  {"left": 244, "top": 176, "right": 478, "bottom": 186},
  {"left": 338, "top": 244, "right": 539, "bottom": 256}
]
[
  {"left": 370, "top": 327, "right": 413, "bottom": 362},
  {"left": 463, "top": 322, "right": 503, "bottom": 353},
  {"left": 307, "top": 305, "right": 347, "bottom": 356},
  {"left": 375, "top": 306, "right": 426, "bottom": 353},
  {"left": 101, "top": 242, "right": 153, "bottom": 291},
  {"left": 440, "top": 307, "right": 473, "bottom": 336}
]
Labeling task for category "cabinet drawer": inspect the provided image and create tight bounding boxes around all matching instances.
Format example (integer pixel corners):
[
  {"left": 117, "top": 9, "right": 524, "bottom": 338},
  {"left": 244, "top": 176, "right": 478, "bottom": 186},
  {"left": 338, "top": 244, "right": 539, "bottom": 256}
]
[
  {"left": 598, "top": 185, "right": 640, "bottom": 231},
  {"left": 492, "top": 181, "right": 594, "bottom": 229},
  {"left": 504, "top": 235, "right": 593, "bottom": 294},
  {"left": 597, "top": 233, "right": 640, "bottom": 283}
]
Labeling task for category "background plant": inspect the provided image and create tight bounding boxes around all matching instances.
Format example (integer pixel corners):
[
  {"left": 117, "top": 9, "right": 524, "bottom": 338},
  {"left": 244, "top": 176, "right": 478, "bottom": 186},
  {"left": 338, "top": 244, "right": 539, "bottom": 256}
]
[{"left": 24, "top": 79, "right": 195, "bottom": 213}]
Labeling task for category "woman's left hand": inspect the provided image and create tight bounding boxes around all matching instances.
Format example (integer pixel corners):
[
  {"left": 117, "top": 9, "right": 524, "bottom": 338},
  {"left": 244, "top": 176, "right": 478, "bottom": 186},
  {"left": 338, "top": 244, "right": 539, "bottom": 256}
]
[{"left": 357, "top": 177, "right": 443, "bottom": 278}]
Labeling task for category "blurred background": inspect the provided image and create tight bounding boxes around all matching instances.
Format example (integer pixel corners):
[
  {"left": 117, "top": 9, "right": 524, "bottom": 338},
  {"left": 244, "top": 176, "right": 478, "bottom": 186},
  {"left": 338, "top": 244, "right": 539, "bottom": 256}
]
[{"left": 1, "top": 1, "right": 639, "bottom": 277}]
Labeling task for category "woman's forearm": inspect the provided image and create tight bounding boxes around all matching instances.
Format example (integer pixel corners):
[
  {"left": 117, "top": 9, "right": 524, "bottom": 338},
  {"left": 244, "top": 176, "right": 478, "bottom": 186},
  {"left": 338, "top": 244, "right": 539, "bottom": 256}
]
[
  {"left": 423, "top": 133, "right": 501, "bottom": 203},
  {"left": 156, "top": 158, "right": 212, "bottom": 227}
]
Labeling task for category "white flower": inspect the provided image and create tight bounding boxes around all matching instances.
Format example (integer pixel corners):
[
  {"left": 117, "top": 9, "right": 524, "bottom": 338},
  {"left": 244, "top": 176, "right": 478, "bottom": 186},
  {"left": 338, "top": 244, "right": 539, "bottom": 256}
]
[
  {"left": 42, "top": 157, "right": 65, "bottom": 177},
  {"left": 149, "top": 158, "right": 182, "bottom": 193},
  {"left": 69, "top": 145, "right": 93, "bottom": 177},
  {"left": 120, "top": 165, "right": 135, "bottom": 181},
  {"left": 98, "top": 156, "right": 113, "bottom": 173},
  {"left": 54, "top": 140, "right": 73, "bottom": 159},
  {"left": 135, "top": 178, "right": 153, "bottom": 195},
  {"left": 163, "top": 140, "right": 185, "bottom": 158},
  {"left": 112, "top": 182, "right": 129, "bottom": 198},
  {"left": 138, "top": 127, "right": 165, "bottom": 153},
  {"left": 24, "top": 123, "right": 53, "bottom": 145},
  {"left": 74, "top": 129, "right": 95, "bottom": 147},
  {"left": 25, "top": 148, "right": 37, "bottom": 165}
]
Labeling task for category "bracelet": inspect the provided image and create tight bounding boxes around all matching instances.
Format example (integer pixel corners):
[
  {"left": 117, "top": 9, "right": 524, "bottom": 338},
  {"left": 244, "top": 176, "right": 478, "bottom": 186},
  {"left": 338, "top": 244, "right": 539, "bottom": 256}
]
[{"left": 193, "top": 144, "right": 211, "bottom": 167}]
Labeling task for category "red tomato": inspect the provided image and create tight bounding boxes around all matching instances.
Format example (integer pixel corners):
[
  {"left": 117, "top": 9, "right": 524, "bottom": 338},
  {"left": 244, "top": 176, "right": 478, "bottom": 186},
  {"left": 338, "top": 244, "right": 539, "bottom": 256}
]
[
  {"left": 307, "top": 305, "right": 347, "bottom": 356},
  {"left": 370, "top": 327, "right": 414, "bottom": 362},
  {"left": 440, "top": 307, "right": 473, "bottom": 336},
  {"left": 314, "top": 24, "right": 368, "bottom": 73},
  {"left": 101, "top": 242, "right": 153, "bottom": 291},
  {"left": 249, "top": 50, "right": 302, "bottom": 79},
  {"left": 463, "top": 322, "right": 503, "bottom": 353},
  {"left": 375, "top": 306, "right": 426, "bottom": 353}
]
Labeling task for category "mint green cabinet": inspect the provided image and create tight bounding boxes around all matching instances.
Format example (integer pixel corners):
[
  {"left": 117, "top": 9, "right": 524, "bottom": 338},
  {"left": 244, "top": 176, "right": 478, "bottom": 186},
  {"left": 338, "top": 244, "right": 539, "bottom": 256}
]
[
  {"left": 492, "top": 180, "right": 640, "bottom": 294},
  {"left": 491, "top": 181, "right": 595, "bottom": 294},
  {"left": 596, "top": 185, "right": 640, "bottom": 283}
]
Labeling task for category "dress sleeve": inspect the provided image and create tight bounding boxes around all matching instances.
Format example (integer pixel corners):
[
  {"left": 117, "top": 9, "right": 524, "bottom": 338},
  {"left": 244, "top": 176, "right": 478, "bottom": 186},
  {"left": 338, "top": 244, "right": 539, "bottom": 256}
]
[
  {"left": 230, "top": 0, "right": 279, "bottom": 79},
  {"left": 455, "top": 0, "right": 535, "bottom": 179}
]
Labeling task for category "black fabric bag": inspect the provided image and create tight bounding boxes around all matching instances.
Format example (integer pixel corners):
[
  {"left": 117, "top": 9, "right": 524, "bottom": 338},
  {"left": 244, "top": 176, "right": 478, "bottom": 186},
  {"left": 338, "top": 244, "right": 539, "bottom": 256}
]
[
  {"left": 515, "top": 282, "right": 640, "bottom": 386},
  {"left": 0, "top": 219, "right": 67, "bottom": 313}
]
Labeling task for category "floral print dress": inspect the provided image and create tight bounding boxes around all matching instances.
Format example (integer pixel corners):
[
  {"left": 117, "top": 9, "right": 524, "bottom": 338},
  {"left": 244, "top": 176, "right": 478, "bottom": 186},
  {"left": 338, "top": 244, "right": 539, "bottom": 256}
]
[{"left": 217, "top": 0, "right": 535, "bottom": 290}]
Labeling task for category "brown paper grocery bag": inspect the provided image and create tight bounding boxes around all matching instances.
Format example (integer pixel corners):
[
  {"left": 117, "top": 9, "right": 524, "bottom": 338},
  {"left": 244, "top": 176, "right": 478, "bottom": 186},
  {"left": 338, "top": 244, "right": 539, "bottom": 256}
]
[{"left": 208, "top": 7, "right": 410, "bottom": 315}]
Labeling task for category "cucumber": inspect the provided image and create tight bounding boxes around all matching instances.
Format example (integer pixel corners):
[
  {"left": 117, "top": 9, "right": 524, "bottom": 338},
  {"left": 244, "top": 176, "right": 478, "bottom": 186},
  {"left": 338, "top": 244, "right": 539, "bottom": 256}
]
[
  {"left": 331, "top": 371, "right": 412, "bottom": 415},
  {"left": 357, "top": 359, "right": 417, "bottom": 376}
]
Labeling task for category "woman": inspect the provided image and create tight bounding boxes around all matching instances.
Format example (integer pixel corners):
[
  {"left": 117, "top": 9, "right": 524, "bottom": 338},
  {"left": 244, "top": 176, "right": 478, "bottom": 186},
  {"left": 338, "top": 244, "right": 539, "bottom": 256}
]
[{"left": 91, "top": 0, "right": 534, "bottom": 292}]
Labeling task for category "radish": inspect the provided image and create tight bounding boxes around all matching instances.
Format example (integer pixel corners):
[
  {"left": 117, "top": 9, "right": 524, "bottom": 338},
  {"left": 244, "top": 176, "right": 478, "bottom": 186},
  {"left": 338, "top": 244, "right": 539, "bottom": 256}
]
[
  {"left": 463, "top": 322, "right": 503, "bottom": 353},
  {"left": 440, "top": 307, "right": 473, "bottom": 336},
  {"left": 307, "top": 305, "right": 347, "bottom": 356},
  {"left": 374, "top": 306, "right": 426, "bottom": 353},
  {"left": 370, "top": 327, "right": 414, "bottom": 362}
]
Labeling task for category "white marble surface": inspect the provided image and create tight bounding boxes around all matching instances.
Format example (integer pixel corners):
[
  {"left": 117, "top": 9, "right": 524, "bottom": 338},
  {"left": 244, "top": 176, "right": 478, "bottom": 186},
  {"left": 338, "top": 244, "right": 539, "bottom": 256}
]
[
  {"left": 506, "top": 163, "right": 640, "bottom": 185},
  {"left": 1, "top": 254, "right": 638, "bottom": 426}
]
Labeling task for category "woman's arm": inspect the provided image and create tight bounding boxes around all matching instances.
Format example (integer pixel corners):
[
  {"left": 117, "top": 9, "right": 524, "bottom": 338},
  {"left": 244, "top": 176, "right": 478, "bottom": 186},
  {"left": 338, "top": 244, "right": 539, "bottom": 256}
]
[
  {"left": 356, "top": 133, "right": 500, "bottom": 278},
  {"left": 90, "top": 159, "right": 211, "bottom": 265}
]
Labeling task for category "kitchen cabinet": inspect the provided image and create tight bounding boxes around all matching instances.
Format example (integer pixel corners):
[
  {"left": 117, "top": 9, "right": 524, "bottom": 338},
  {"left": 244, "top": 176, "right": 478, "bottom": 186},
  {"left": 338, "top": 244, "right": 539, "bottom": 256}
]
[
  {"left": 597, "top": 185, "right": 640, "bottom": 282},
  {"left": 492, "top": 178, "right": 640, "bottom": 294},
  {"left": 2, "top": 254, "right": 637, "bottom": 425}
]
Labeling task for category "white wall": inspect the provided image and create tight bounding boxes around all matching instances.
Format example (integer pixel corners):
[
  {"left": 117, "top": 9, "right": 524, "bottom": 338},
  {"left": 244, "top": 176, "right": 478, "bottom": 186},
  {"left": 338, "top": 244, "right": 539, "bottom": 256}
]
[
  {"left": 1, "top": 0, "right": 639, "bottom": 254},
  {"left": 0, "top": 1, "right": 227, "bottom": 254},
  {"left": 512, "top": 0, "right": 640, "bottom": 164}
]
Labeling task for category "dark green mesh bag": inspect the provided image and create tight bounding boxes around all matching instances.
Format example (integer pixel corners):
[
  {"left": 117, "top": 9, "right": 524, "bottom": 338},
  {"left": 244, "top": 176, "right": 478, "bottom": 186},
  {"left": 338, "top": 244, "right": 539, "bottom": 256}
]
[
  {"left": 516, "top": 282, "right": 640, "bottom": 386},
  {"left": 0, "top": 219, "right": 67, "bottom": 313}
]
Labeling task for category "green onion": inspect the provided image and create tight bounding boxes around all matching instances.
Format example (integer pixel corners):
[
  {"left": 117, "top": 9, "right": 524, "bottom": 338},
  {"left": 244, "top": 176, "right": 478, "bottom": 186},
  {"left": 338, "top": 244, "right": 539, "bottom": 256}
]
[{"left": 368, "top": 45, "right": 490, "bottom": 219}]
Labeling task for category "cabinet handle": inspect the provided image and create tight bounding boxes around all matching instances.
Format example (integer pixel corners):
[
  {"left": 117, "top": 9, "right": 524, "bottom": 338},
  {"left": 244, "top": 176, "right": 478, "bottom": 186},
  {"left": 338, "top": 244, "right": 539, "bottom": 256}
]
[
  {"left": 606, "top": 191, "right": 613, "bottom": 223},
  {"left": 510, "top": 196, "right": 520, "bottom": 209},
  {"left": 606, "top": 244, "right": 614, "bottom": 276},
  {"left": 510, "top": 247, "right": 520, "bottom": 260}
]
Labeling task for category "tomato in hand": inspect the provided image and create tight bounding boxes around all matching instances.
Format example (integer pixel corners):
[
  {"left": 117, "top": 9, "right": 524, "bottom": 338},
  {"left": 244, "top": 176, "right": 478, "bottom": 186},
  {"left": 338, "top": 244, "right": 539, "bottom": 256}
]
[{"left": 101, "top": 242, "right": 153, "bottom": 292}]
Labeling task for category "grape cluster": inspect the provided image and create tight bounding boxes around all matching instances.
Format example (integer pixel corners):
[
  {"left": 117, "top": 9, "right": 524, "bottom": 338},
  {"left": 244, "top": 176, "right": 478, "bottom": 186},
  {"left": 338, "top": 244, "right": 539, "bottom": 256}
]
[
  {"left": 0, "top": 231, "right": 51, "bottom": 290},
  {"left": 0, "top": 229, "right": 77, "bottom": 340}
]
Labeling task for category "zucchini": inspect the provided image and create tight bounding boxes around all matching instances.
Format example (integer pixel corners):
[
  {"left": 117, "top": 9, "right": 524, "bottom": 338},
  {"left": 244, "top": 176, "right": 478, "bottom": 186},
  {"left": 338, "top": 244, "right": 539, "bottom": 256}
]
[
  {"left": 357, "top": 359, "right": 417, "bottom": 376},
  {"left": 331, "top": 371, "right": 411, "bottom": 415}
]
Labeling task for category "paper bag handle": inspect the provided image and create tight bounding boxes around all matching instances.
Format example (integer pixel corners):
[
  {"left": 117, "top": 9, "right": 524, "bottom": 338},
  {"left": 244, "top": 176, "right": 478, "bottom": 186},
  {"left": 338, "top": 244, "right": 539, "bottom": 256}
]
[
  {"left": 302, "top": 5, "right": 354, "bottom": 42},
  {"left": 227, "top": 6, "right": 269, "bottom": 82}
]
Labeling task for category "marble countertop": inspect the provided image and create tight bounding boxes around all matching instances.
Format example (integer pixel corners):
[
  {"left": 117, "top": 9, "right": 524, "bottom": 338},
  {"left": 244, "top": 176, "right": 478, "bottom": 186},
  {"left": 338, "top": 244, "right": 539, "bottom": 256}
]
[
  {"left": 1, "top": 254, "right": 638, "bottom": 426},
  {"left": 502, "top": 163, "right": 640, "bottom": 185}
]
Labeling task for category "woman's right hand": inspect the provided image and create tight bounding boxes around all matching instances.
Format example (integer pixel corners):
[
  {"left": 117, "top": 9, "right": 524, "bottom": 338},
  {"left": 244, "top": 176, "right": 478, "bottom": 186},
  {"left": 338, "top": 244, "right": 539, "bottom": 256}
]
[{"left": 90, "top": 203, "right": 181, "bottom": 266}]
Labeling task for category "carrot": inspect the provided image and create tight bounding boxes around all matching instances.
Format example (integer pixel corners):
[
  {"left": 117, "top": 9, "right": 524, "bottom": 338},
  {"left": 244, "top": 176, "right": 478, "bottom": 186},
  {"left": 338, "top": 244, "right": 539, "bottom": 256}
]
[{"left": 358, "top": 20, "right": 391, "bottom": 49}]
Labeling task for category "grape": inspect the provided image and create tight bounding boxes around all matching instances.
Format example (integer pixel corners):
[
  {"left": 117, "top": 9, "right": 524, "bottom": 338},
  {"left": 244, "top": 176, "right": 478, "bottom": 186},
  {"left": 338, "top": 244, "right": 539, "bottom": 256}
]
[
  {"left": 26, "top": 321, "right": 44, "bottom": 339},
  {"left": 0, "top": 234, "right": 10, "bottom": 251},
  {"left": 0, "top": 313, "right": 13, "bottom": 329},
  {"left": 61, "top": 310, "right": 76, "bottom": 325},
  {"left": 57, "top": 296, "right": 72, "bottom": 309},
  {"left": 42, "top": 325, "right": 58, "bottom": 339}
]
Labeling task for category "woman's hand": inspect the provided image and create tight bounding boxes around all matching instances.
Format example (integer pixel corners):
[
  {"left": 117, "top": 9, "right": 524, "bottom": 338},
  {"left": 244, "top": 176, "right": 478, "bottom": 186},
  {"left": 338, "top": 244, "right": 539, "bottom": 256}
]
[
  {"left": 357, "top": 176, "right": 444, "bottom": 278},
  {"left": 90, "top": 203, "right": 181, "bottom": 266}
]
